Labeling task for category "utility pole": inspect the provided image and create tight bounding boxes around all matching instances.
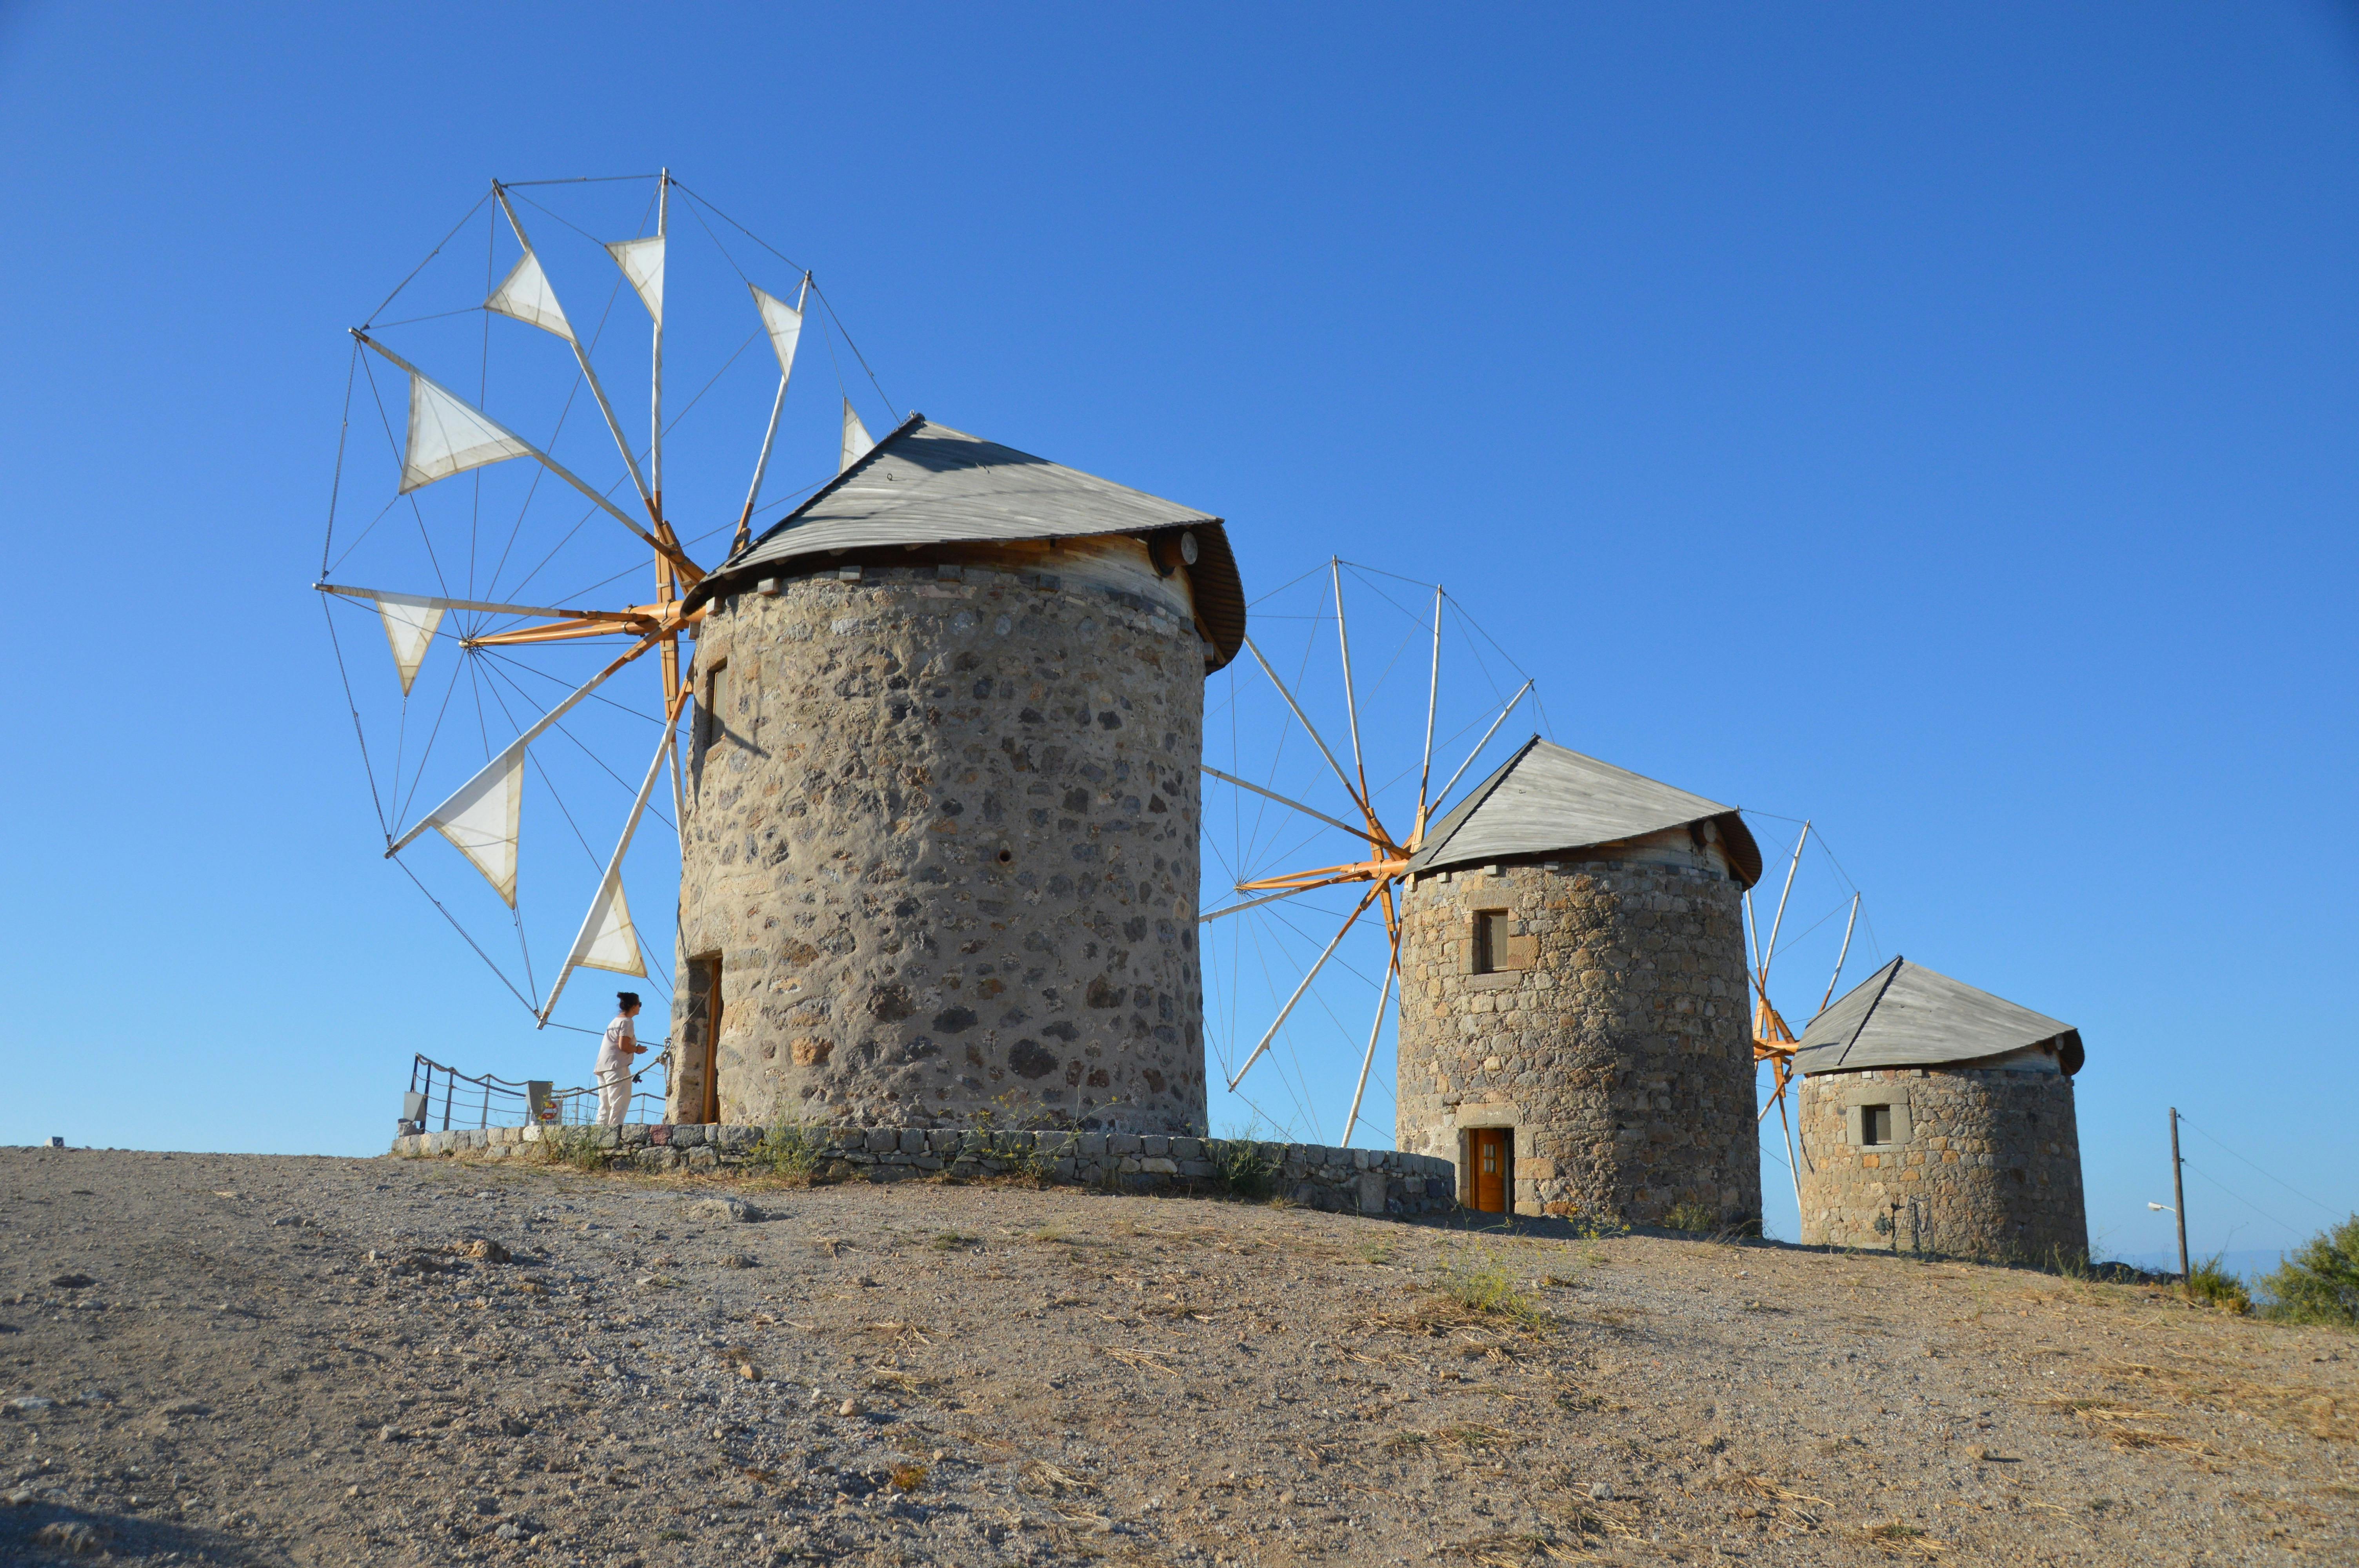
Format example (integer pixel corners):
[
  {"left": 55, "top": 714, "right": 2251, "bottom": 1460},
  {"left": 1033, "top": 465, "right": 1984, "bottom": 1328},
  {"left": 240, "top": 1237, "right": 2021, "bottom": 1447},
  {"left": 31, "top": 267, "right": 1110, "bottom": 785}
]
[{"left": 2170, "top": 1107, "right": 2190, "bottom": 1294}]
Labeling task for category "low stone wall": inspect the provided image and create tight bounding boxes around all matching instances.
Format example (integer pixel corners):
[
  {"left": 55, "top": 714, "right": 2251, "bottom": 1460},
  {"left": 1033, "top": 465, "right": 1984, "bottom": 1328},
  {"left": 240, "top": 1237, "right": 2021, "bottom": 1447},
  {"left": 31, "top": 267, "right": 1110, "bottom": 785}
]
[{"left": 387, "top": 1125, "right": 1458, "bottom": 1219}]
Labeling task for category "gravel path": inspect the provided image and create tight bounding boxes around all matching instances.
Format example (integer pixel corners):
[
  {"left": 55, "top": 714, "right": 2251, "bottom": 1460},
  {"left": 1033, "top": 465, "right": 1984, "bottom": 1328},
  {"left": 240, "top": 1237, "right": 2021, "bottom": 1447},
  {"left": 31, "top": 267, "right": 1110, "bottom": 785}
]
[{"left": 2, "top": 1147, "right": 2353, "bottom": 1565}]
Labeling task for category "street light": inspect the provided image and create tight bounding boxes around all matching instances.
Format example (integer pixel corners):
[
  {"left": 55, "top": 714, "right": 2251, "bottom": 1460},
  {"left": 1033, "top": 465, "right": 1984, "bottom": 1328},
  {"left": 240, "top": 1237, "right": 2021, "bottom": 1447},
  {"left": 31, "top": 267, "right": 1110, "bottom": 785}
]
[{"left": 2148, "top": 1201, "right": 2176, "bottom": 1214}]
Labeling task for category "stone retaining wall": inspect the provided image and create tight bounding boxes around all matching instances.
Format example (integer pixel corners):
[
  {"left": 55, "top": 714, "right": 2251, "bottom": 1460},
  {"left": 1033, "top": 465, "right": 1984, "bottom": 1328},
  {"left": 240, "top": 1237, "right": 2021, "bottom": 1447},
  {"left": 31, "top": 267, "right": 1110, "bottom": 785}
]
[{"left": 388, "top": 1126, "right": 1458, "bottom": 1219}]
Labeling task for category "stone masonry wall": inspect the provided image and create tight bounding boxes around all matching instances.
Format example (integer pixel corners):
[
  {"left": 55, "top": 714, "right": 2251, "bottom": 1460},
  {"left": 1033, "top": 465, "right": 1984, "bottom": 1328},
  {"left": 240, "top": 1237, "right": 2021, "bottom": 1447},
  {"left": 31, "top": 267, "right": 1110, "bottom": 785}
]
[
  {"left": 1394, "top": 844, "right": 1759, "bottom": 1226},
  {"left": 1796, "top": 1066, "right": 2087, "bottom": 1263},
  {"left": 387, "top": 1127, "right": 1457, "bottom": 1218},
  {"left": 672, "top": 545, "right": 1206, "bottom": 1134}
]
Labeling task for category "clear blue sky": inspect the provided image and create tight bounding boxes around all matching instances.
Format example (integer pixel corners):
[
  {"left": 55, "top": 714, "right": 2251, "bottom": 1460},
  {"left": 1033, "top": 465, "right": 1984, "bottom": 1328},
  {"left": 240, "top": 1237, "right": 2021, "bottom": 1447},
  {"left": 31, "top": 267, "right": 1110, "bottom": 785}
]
[{"left": 4, "top": 3, "right": 2354, "bottom": 1261}]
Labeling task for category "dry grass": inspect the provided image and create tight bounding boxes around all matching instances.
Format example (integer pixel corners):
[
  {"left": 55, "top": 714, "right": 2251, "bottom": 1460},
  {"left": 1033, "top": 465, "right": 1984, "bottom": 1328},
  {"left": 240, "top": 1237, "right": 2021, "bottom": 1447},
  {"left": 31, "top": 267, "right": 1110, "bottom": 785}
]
[
  {"left": 1861, "top": 1519, "right": 1945, "bottom": 1557},
  {"left": 1434, "top": 1247, "right": 1553, "bottom": 1330}
]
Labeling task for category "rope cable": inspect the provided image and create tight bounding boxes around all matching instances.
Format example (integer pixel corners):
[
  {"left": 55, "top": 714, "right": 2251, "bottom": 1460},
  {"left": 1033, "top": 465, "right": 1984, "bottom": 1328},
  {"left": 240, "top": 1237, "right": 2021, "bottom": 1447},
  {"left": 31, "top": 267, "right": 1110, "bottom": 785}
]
[
  {"left": 2181, "top": 1160, "right": 2310, "bottom": 1244},
  {"left": 2177, "top": 1117, "right": 2348, "bottom": 1221},
  {"left": 809, "top": 280, "right": 900, "bottom": 421},
  {"left": 364, "top": 189, "right": 493, "bottom": 326},
  {"left": 321, "top": 597, "right": 391, "bottom": 842},
  {"left": 321, "top": 344, "right": 358, "bottom": 577},
  {"left": 391, "top": 857, "right": 539, "bottom": 1017},
  {"left": 665, "top": 180, "right": 803, "bottom": 278}
]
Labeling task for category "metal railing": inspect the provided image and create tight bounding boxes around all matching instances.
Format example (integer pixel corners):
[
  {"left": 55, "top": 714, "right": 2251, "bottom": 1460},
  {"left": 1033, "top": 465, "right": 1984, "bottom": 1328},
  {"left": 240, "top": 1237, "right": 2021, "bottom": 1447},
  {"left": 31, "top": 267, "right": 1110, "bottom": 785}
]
[{"left": 402, "top": 1048, "right": 672, "bottom": 1133}]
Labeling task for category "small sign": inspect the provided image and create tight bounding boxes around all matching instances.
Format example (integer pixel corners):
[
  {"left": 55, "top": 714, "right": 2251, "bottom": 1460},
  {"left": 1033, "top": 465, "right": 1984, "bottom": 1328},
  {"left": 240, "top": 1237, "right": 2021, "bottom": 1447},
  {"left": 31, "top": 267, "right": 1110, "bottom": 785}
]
[{"left": 527, "top": 1081, "right": 558, "bottom": 1123}]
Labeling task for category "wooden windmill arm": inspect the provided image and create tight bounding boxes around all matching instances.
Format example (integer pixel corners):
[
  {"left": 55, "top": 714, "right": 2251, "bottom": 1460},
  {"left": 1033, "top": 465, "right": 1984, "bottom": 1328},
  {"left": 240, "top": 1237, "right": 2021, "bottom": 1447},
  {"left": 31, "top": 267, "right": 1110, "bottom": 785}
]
[{"left": 463, "top": 602, "right": 703, "bottom": 649}]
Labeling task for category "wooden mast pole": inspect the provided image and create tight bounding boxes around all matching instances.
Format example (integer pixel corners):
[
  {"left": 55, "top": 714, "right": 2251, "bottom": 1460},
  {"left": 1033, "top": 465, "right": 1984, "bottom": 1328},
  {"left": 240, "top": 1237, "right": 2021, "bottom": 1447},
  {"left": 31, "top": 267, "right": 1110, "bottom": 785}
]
[
  {"left": 650, "top": 170, "right": 682, "bottom": 716},
  {"left": 1411, "top": 583, "right": 1442, "bottom": 846},
  {"left": 734, "top": 273, "right": 810, "bottom": 555}
]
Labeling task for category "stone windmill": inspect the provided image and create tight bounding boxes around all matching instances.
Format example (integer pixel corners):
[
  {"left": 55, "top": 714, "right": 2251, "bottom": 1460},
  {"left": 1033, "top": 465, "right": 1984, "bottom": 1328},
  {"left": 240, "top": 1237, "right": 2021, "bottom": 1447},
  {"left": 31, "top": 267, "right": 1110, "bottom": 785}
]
[
  {"left": 1790, "top": 957, "right": 2089, "bottom": 1262},
  {"left": 319, "top": 171, "right": 1254, "bottom": 1129},
  {"left": 1389, "top": 739, "right": 1766, "bottom": 1223},
  {"left": 664, "top": 417, "right": 1243, "bottom": 1131}
]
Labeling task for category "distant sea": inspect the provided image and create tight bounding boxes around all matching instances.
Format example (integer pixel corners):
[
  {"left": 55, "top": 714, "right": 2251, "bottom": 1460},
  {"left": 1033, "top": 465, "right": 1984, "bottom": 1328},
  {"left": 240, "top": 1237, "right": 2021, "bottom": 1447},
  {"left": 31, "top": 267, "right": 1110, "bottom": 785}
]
[{"left": 2108, "top": 1248, "right": 2290, "bottom": 1284}]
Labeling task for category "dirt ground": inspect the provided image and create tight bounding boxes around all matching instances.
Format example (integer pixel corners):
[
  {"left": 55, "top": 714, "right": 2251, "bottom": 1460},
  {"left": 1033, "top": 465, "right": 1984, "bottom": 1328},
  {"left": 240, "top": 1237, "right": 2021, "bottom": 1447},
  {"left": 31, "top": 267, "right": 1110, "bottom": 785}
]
[{"left": 1, "top": 1148, "right": 2354, "bottom": 1566}]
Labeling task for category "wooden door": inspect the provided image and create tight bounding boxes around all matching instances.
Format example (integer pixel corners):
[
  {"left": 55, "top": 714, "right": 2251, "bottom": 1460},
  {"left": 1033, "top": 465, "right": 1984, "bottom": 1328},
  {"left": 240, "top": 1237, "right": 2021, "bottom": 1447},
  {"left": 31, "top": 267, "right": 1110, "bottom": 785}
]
[
  {"left": 1469, "top": 1128, "right": 1511, "bottom": 1214},
  {"left": 699, "top": 956, "right": 723, "bottom": 1125}
]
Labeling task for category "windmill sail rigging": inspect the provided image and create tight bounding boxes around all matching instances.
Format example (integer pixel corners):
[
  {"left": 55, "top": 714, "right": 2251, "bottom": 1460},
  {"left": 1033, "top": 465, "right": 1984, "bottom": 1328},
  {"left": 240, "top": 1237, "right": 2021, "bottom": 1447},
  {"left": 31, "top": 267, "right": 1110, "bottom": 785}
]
[
  {"left": 736, "top": 278, "right": 809, "bottom": 550},
  {"left": 399, "top": 370, "right": 534, "bottom": 492},
  {"left": 491, "top": 187, "right": 654, "bottom": 513},
  {"left": 484, "top": 249, "right": 573, "bottom": 341},
  {"left": 372, "top": 591, "right": 446, "bottom": 696},
  {"left": 325, "top": 172, "right": 896, "bottom": 1035},
  {"left": 537, "top": 717, "right": 678, "bottom": 1024},
  {"left": 840, "top": 399, "right": 874, "bottom": 472},
  {"left": 386, "top": 631, "right": 664, "bottom": 906},
  {"left": 752, "top": 282, "right": 805, "bottom": 376},
  {"left": 353, "top": 332, "right": 698, "bottom": 582},
  {"left": 605, "top": 236, "right": 665, "bottom": 324}
]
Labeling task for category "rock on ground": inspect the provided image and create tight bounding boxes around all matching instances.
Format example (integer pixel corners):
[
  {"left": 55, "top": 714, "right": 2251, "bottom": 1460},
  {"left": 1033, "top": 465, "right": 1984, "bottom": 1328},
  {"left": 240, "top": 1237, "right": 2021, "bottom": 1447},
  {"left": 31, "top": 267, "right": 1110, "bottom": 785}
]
[{"left": 0, "top": 1147, "right": 2353, "bottom": 1566}]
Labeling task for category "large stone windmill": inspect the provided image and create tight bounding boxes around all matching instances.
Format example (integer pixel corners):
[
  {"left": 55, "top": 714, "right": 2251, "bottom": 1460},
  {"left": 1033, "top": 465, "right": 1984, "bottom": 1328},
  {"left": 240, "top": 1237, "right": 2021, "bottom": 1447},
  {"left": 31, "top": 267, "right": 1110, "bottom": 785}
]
[{"left": 664, "top": 417, "right": 1244, "bottom": 1131}]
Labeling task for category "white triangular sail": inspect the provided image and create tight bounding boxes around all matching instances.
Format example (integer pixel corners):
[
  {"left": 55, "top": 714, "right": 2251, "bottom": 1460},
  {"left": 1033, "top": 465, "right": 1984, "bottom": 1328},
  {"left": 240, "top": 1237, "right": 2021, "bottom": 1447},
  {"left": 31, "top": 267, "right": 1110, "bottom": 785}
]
[
  {"left": 374, "top": 592, "right": 446, "bottom": 696},
  {"left": 485, "top": 250, "right": 574, "bottom": 341},
  {"left": 840, "top": 399, "right": 874, "bottom": 473},
  {"left": 538, "top": 723, "right": 675, "bottom": 1024},
  {"left": 421, "top": 741, "right": 525, "bottom": 907},
  {"left": 605, "top": 236, "right": 665, "bottom": 324},
  {"left": 401, "top": 372, "right": 534, "bottom": 494},
  {"left": 750, "top": 283, "right": 804, "bottom": 378},
  {"left": 573, "top": 871, "right": 647, "bottom": 977},
  {"left": 388, "top": 632, "right": 656, "bottom": 906}
]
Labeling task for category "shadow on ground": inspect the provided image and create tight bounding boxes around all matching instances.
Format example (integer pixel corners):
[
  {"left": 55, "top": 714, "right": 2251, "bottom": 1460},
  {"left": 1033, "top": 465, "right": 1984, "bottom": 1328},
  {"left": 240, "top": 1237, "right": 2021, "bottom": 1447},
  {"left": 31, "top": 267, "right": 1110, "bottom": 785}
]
[{"left": 1, "top": 1501, "right": 268, "bottom": 1564}]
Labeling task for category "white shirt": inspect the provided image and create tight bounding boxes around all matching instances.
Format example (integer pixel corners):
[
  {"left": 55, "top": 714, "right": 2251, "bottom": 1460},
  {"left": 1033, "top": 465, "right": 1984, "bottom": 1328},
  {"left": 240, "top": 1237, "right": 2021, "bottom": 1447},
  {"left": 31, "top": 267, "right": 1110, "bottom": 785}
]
[{"left": 598, "top": 1014, "right": 636, "bottom": 1072}]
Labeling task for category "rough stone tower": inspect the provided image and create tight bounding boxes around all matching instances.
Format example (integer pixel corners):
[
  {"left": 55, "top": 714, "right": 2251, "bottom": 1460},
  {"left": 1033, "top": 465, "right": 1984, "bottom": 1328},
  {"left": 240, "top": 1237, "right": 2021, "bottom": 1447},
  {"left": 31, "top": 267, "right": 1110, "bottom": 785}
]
[
  {"left": 663, "top": 416, "right": 1244, "bottom": 1133},
  {"left": 1793, "top": 957, "right": 2088, "bottom": 1263},
  {"left": 1393, "top": 738, "right": 1765, "bottom": 1224}
]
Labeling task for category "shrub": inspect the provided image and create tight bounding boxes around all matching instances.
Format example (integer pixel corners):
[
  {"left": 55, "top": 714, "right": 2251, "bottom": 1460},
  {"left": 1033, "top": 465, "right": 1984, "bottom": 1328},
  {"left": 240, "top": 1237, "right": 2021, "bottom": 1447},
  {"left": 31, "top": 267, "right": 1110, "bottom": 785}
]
[
  {"left": 1436, "top": 1247, "right": 1549, "bottom": 1329},
  {"left": 2184, "top": 1253, "right": 2252, "bottom": 1314},
  {"left": 1214, "top": 1138, "right": 1278, "bottom": 1201},
  {"left": 1661, "top": 1200, "right": 1717, "bottom": 1235},
  {"left": 534, "top": 1124, "right": 605, "bottom": 1172},
  {"left": 754, "top": 1116, "right": 826, "bottom": 1181},
  {"left": 2257, "top": 1216, "right": 2359, "bottom": 1328},
  {"left": 1016, "top": 1136, "right": 1060, "bottom": 1186}
]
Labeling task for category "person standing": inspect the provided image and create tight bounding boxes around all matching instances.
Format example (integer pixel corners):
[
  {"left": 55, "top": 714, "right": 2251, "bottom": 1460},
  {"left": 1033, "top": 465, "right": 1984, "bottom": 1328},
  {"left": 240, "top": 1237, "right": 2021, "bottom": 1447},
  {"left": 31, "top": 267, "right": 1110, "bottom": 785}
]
[{"left": 596, "top": 993, "right": 645, "bottom": 1127}]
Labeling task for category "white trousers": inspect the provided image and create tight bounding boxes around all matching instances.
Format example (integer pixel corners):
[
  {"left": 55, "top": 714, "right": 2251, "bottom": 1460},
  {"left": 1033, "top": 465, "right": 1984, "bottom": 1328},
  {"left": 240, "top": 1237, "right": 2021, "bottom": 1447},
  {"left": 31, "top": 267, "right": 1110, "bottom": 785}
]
[{"left": 596, "top": 1063, "right": 632, "bottom": 1127}]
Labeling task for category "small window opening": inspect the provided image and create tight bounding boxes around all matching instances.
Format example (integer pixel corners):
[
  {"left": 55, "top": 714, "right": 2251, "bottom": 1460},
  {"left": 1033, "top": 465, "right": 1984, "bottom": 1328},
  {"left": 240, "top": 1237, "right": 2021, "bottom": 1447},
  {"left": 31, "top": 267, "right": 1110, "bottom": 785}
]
[
  {"left": 1471, "top": 909, "right": 1533, "bottom": 975},
  {"left": 1861, "top": 1104, "right": 1893, "bottom": 1146},
  {"left": 700, "top": 661, "right": 730, "bottom": 756}
]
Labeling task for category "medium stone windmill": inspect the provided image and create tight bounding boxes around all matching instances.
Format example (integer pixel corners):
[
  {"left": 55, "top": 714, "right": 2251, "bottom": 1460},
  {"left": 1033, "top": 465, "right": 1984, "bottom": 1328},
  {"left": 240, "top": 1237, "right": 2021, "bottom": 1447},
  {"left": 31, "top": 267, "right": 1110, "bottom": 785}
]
[{"left": 1199, "top": 570, "right": 1773, "bottom": 1225}]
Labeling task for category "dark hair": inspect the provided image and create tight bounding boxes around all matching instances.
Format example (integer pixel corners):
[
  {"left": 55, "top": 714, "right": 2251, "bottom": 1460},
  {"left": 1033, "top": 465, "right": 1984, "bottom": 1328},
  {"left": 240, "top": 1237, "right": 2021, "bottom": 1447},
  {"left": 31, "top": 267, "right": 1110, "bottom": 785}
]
[{"left": 617, "top": 992, "right": 642, "bottom": 1010}]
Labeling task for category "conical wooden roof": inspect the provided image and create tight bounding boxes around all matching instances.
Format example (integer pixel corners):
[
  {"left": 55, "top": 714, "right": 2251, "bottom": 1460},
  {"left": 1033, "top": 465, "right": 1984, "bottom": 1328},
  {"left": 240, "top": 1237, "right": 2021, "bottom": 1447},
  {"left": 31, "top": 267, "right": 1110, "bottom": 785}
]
[
  {"left": 1792, "top": 956, "right": 2083, "bottom": 1076},
  {"left": 684, "top": 414, "right": 1243, "bottom": 667},
  {"left": 1407, "top": 737, "right": 1762, "bottom": 886}
]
